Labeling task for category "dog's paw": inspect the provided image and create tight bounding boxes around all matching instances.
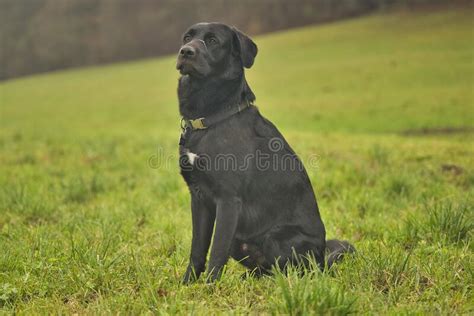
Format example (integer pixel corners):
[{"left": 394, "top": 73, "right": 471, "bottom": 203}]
[
  {"left": 182, "top": 265, "right": 203, "bottom": 285},
  {"left": 205, "top": 266, "right": 224, "bottom": 283},
  {"left": 240, "top": 268, "right": 269, "bottom": 280}
]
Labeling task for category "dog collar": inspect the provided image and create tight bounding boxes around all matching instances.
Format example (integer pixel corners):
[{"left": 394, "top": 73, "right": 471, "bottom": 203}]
[{"left": 181, "top": 99, "right": 252, "bottom": 131}]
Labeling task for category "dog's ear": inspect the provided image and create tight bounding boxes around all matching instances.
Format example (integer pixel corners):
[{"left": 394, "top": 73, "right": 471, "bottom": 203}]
[{"left": 231, "top": 27, "right": 258, "bottom": 68}]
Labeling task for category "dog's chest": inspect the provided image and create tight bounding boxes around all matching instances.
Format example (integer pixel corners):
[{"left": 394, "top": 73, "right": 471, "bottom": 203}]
[
  {"left": 178, "top": 126, "right": 249, "bottom": 196},
  {"left": 178, "top": 130, "right": 215, "bottom": 196}
]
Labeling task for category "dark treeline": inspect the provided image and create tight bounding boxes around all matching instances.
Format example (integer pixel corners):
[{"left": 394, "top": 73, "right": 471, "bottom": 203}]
[{"left": 0, "top": 0, "right": 465, "bottom": 80}]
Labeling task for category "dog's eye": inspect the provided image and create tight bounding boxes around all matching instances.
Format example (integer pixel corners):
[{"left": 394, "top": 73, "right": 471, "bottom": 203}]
[
  {"left": 207, "top": 37, "right": 218, "bottom": 45},
  {"left": 183, "top": 35, "right": 192, "bottom": 43}
]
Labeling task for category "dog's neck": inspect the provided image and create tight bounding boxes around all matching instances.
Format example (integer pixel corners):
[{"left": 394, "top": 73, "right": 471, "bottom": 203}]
[{"left": 178, "top": 73, "right": 255, "bottom": 119}]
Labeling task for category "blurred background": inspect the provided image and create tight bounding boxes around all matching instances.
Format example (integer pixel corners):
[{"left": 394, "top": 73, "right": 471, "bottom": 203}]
[{"left": 1, "top": 0, "right": 471, "bottom": 80}]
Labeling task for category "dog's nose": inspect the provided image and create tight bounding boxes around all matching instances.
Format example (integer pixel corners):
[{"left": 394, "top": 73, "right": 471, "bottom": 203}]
[{"left": 179, "top": 46, "right": 195, "bottom": 58}]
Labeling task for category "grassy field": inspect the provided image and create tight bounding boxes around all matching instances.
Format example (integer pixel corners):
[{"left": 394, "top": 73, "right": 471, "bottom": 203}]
[{"left": 1, "top": 7, "right": 473, "bottom": 314}]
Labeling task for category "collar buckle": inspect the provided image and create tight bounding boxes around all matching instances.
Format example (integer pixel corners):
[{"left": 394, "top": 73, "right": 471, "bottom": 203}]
[
  {"left": 181, "top": 100, "right": 252, "bottom": 131},
  {"left": 184, "top": 117, "right": 207, "bottom": 129},
  {"left": 190, "top": 117, "right": 206, "bottom": 129},
  {"left": 181, "top": 117, "right": 206, "bottom": 130}
]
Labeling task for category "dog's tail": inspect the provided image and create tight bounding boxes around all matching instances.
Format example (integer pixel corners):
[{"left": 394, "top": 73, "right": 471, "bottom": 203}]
[{"left": 325, "top": 239, "right": 356, "bottom": 268}]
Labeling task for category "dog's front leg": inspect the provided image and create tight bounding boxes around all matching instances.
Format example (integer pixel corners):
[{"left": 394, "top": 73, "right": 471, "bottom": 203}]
[
  {"left": 206, "top": 197, "right": 241, "bottom": 282},
  {"left": 183, "top": 196, "right": 216, "bottom": 284}
]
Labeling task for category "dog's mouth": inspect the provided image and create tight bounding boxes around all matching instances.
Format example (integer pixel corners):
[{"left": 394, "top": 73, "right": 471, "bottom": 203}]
[
  {"left": 176, "top": 57, "right": 197, "bottom": 76},
  {"left": 177, "top": 57, "right": 210, "bottom": 78},
  {"left": 176, "top": 58, "right": 189, "bottom": 74}
]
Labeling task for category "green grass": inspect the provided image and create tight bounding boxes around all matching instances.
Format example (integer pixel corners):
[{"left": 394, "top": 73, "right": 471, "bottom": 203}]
[{"left": 1, "top": 7, "right": 473, "bottom": 314}]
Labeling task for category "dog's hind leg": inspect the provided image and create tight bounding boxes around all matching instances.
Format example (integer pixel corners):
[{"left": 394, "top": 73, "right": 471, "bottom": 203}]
[
  {"left": 231, "top": 240, "right": 271, "bottom": 277},
  {"left": 326, "top": 239, "right": 356, "bottom": 268},
  {"left": 261, "top": 225, "right": 326, "bottom": 272}
]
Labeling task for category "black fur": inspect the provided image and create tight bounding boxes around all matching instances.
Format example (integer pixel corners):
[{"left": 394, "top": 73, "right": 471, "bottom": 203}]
[{"left": 176, "top": 22, "right": 354, "bottom": 283}]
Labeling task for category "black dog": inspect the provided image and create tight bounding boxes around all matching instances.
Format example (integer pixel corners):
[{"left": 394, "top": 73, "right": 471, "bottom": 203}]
[{"left": 176, "top": 23, "right": 354, "bottom": 283}]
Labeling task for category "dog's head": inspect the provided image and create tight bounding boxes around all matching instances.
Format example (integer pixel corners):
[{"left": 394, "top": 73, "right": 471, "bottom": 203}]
[{"left": 176, "top": 22, "right": 257, "bottom": 79}]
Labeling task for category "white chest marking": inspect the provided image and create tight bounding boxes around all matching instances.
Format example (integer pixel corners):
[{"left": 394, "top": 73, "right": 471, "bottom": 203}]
[{"left": 186, "top": 150, "right": 199, "bottom": 165}]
